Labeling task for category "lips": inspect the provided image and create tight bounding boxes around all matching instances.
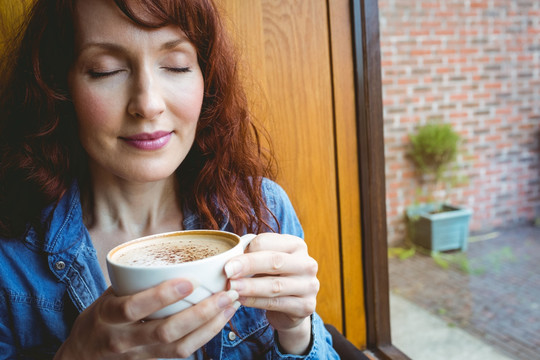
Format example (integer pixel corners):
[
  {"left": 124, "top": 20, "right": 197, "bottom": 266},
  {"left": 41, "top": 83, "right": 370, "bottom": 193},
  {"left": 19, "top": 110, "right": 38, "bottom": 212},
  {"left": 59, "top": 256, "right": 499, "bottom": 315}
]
[{"left": 120, "top": 131, "right": 172, "bottom": 150}]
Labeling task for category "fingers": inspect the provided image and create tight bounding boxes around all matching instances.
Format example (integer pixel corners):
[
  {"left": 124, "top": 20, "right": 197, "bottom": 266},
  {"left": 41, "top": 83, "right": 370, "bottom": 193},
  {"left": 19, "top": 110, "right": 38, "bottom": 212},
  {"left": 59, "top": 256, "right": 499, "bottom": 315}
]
[
  {"left": 230, "top": 275, "right": 319, "bottom": 320},
  {"left": 64, "top": 280, "right": 240, "bottom": 359},
  {"left": 240, "top": 295, "right": 316, "bottom": 319},
  {"left": 225, "top": 251, "right": 318, "bottom": 279},
  {"left": 146, "top": 290, "right": 239, "bottom": 344},
  {"left": 225, "top": 233, "right": 315, "bottom": 280},
  {"left": 223, "top": 233, "right": 319, "bottom": 339},
  {"left": 128, "top": 290, "right": 240, "bottom": 359},
  {"left": 229, "top": 276, "right": 320, "bottom": 298},
  {"left": 246, "top": 233, "right": 307, "bottom": 254},
  {"left": 102, "top": 279, "right": 194, "bottom": 323}
]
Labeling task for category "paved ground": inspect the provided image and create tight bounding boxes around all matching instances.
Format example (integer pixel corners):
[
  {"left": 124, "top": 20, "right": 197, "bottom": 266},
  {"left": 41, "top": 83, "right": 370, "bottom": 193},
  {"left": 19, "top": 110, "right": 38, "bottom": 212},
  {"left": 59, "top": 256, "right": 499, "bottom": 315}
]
[
  {"left": 388, "top": 225, "right": 540, "bottom": 360},
  {"left": 391, "top": 293, "right": 512, "bottom": 360}
]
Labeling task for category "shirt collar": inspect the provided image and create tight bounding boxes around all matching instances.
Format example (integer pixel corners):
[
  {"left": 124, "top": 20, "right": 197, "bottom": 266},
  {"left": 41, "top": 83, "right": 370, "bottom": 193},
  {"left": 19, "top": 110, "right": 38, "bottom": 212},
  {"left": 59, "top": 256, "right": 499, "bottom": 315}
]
[{"left": 25, "top": 181, "right": 85, "bottom": 254}]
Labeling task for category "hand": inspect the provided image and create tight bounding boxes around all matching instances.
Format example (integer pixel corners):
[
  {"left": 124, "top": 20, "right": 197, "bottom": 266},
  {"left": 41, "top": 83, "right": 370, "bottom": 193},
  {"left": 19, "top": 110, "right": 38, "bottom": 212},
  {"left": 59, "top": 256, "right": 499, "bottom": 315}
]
[
  {"left": 54, "top": 279, "right": 240, "bottom": 360},
  {"left": 225, "top": 233, "right": 320, "bottom": 355}
]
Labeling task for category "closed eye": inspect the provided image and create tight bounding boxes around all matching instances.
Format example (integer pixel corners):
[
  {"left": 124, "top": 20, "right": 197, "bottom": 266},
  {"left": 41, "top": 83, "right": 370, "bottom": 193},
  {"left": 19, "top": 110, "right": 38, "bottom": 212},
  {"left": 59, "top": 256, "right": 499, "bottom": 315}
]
[
  {"left": 164, "top": 67, "right": 191, "bottom": 73},
  {"left": 88, "top": 70, "right": 124, "bottom": 79}
]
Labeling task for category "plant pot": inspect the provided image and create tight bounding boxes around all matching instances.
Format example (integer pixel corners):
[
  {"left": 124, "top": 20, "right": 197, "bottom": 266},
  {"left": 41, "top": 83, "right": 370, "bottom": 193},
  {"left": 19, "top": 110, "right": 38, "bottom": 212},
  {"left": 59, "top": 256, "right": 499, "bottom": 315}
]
[{"left": 406, "top": 203, "right": 472, "bottom": 253}]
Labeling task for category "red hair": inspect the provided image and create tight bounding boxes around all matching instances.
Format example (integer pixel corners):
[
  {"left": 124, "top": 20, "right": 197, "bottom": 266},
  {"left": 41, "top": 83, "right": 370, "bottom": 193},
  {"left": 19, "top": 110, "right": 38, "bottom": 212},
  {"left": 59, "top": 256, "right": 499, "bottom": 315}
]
[{"left": 0, "top": 0, "right": 276, "bottom": 238}]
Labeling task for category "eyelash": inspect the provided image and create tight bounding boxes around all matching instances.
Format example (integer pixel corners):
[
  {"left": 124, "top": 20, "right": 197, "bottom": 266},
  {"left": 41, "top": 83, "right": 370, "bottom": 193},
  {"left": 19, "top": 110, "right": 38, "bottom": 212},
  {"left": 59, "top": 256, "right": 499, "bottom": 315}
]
[
  {"left": 164, "top": 67, "right": 191, "bottom": 73},
  {"left": 87, "top": 67, "right": 191, "bottom": 79},
  {"left": 88, "top": 70, "right": 123, "bottom": 79}
]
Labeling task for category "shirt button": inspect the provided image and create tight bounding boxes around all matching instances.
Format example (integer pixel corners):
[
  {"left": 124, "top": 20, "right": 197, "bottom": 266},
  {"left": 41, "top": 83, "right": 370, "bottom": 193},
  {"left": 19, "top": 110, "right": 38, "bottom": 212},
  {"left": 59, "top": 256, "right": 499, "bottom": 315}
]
[
  {"left": 228, "top": 331, "right": 237, "bottom": 341},
  {"left": 55, "top": 261, "right": 66, "bottom": 270}
]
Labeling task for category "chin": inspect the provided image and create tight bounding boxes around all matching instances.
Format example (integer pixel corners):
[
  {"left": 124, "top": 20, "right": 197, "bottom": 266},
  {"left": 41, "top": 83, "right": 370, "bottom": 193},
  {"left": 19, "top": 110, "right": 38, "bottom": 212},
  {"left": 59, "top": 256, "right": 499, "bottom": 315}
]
[
  {"left": 130, "top": 169, "right": 178, "bottom": 183},
  {"left": 113, "top": 163, "right": 179, "bottom": 184},
  {"left": 90, "top": 156, "right": 184, "bottom": 184}
]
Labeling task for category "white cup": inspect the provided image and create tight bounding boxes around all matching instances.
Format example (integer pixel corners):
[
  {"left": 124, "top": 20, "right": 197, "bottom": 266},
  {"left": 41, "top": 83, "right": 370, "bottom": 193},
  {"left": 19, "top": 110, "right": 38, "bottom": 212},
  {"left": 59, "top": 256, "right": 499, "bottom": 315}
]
[{"left": 106, "top": 230, "right": 256, "bottom": 319}]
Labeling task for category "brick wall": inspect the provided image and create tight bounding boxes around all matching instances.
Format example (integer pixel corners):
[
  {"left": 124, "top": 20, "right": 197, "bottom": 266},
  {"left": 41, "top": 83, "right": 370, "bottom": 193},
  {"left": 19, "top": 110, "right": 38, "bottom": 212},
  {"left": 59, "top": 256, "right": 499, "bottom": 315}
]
[{"left": 379, "top": 0, "right": 540, "bottom": 244}]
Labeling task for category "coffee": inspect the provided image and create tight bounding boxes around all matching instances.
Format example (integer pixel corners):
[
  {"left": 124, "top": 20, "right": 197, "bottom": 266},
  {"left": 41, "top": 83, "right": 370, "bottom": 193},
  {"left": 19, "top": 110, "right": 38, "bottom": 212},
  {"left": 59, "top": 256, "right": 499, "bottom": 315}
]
[
  {"left": 111, "top": 235, "right": 236, "bottom": 266},
  {"left": 107, "top": 230, "right": 256, "bottom": 318}
]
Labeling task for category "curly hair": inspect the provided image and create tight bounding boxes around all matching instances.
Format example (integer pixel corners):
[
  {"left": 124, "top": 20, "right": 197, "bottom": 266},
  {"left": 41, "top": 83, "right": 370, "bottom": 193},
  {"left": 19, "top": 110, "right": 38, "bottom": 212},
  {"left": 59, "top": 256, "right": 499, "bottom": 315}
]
[{"left": 0, "top": 0, "right": 276, "bottom": 239}]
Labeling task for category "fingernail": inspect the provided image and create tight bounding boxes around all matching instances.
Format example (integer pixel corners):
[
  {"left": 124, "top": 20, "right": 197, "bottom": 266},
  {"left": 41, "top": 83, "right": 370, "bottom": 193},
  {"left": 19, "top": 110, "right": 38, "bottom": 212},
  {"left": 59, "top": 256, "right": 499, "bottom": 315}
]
[
  {"left": 223, "top": 301, "right": 241, "bottom": 319},
  {"left": 229, "top": 279, "right": 244, "bottom": 292},
  {"left": 175, "top": 280, "right": 193, "bottom": 296},
  {"left": 218, "top": 290, "right": 239, "bottom": 309},
  {"left": 224, "top": 260, "right": 242, "bottom": 278},
  {"left": 226, "top": 289, "right": 240, "bottom": 302}
]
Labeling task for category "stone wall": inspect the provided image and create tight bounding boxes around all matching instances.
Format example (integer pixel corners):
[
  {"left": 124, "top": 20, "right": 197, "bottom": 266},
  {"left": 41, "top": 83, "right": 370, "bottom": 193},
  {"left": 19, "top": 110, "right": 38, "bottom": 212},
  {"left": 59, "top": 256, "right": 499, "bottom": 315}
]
[{"left": 379, "top": 0, "right": 540, "bottom": 244}]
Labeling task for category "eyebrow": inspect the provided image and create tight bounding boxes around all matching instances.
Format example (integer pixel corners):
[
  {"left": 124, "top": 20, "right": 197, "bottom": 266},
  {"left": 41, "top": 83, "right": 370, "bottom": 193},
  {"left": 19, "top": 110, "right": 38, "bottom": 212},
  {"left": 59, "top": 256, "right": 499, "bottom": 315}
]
[
  {"left": 160, "top": 38, "right": 189, "bottom": 51},
  {"left": 78, "top": 42, "right": 124, "bottom": 54},
  {"left": 78, "top": 37, "right": 189, "bottom": 54}
]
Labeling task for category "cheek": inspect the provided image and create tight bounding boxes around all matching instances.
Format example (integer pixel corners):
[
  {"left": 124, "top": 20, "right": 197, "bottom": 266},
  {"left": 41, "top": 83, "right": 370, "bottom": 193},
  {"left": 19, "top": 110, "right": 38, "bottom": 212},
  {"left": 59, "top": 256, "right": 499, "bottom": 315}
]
[
  {"left": 171, "top": 96, "right": 203, "bottom": 123},
  {"left": 72, "top": 85, "right": 119, "bottom": 131},
  {"left": 166, "top": 75, "right": 205, "bottom": 122}
]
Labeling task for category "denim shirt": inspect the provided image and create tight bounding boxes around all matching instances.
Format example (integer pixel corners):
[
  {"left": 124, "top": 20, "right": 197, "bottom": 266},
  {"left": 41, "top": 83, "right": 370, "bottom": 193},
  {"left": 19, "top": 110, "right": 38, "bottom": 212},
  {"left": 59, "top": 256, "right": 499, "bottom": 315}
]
[{"left": 0, "top": 179, "right": 339, "bottom": 359}]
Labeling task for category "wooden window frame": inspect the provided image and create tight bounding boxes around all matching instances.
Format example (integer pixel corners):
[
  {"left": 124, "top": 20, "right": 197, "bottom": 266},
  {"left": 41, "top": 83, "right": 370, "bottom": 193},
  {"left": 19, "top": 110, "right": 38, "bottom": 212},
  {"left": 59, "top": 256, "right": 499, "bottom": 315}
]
[{"left": 351, "top": 1, "right": 410, "bottom": 358}]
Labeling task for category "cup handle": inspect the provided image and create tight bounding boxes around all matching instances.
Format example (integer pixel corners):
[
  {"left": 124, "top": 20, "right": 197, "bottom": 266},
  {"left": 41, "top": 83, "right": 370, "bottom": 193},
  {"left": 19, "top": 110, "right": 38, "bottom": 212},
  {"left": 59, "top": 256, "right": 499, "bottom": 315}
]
[{"left": 239, "top": 233, "right": 257, "bottom": 249}]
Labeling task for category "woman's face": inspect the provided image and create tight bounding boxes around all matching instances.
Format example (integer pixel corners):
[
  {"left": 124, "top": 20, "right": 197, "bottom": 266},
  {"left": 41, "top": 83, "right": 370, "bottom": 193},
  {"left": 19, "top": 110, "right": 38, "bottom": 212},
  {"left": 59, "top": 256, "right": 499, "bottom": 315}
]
[{"left": 68, "top": 0, "right": 204, "bottom": 184}]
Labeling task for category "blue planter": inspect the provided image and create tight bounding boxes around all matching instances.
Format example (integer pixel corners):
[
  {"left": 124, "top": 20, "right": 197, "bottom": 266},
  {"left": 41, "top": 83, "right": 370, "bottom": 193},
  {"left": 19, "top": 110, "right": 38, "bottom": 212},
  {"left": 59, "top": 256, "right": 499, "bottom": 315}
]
[{"left": 406, "top": 203, "right": 472, "bottom": 253}]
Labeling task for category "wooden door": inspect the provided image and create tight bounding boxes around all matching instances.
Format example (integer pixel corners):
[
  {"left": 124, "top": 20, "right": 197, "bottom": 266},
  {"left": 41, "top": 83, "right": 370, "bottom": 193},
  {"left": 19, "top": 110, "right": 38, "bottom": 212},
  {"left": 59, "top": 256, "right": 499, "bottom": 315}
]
[{"left": 218, "top": 0, "right": 366, "bottom": 346}]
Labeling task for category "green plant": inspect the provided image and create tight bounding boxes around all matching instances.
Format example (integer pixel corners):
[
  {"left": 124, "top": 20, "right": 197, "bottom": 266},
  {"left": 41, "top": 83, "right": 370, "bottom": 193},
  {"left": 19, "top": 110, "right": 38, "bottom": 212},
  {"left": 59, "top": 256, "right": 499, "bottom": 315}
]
[
  {"left": 388, "top": 243, "right": 510, "bottom": 276},
  {"left": 409, "top": 122, "right": 466, "bottom": 206},
  {"left": 388, "top": 246, "right": 416, "bottom": 260},
  {"left": 409, "top": 123, "right": 459, "bottom": 179}
]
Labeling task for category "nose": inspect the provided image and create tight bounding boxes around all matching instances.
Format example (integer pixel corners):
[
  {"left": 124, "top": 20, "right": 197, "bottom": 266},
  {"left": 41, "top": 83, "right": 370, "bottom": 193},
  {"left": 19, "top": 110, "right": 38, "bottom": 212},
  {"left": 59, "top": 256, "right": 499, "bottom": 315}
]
[{"left": 127, "top": 69, "right": 165, "bottom": 120}]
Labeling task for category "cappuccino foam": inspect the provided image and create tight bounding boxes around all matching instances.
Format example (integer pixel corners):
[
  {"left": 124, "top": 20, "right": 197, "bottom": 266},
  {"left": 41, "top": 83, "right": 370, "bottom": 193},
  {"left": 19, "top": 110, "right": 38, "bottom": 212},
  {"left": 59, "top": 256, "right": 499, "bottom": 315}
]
[{"left": 112, "top": 235, "right": 235, "bottom": 266}]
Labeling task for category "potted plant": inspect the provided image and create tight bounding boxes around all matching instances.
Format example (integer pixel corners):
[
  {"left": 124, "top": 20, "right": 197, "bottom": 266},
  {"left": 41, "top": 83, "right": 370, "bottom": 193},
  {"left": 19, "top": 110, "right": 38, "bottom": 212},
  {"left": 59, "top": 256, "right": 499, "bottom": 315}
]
[{"left": 406, "top": 122, "right": 472, "bottom": 254}]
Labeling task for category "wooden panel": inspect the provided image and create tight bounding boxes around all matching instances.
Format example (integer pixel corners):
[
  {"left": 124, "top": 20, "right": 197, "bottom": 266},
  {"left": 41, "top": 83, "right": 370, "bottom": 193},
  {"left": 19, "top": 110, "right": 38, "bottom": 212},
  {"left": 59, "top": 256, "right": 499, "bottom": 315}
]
[
  {"left": 219, "top": 0, "right": 343, "bottom": 329},
  {"left": 328, "top": 0, "right": 366, "bottom": 347},
  {"left": 0, "top": 1, "right": 31, "bottom": 57}
]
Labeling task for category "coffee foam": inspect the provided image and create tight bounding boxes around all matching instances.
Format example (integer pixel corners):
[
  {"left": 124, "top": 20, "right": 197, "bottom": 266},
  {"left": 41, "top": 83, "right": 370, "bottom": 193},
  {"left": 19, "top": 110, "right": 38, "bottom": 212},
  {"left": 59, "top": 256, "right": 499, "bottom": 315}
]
[{"left": 112, "top": 235, "right": 235, "bottom": 266}]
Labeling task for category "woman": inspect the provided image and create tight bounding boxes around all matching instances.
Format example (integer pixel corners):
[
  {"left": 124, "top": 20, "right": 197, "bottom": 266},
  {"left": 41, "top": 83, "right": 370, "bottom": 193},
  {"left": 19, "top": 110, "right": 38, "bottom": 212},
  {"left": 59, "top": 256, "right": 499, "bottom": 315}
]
[{"left": 0, "top": 0, "right": 339, "bottom": 359}]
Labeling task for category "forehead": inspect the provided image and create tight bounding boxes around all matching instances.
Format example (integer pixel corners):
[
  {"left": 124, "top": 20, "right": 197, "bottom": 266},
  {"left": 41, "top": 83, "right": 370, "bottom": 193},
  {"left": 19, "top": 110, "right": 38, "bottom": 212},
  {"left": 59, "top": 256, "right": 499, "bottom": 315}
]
[
  {"left": 72, "top": 0, "right": 186, "bottom": 49},
  {"left": 72, "top": 0, "right": 126, "bottom": 33}
]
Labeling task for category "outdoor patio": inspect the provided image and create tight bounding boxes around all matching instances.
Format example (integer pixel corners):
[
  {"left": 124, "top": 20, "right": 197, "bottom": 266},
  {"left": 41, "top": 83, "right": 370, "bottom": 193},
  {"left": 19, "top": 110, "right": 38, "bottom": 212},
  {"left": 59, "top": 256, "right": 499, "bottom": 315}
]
[{"left": 388, "top": 224, "right": 540, "bottom": 360}]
